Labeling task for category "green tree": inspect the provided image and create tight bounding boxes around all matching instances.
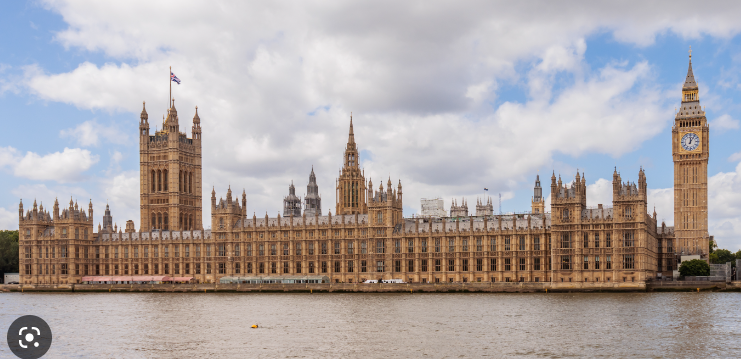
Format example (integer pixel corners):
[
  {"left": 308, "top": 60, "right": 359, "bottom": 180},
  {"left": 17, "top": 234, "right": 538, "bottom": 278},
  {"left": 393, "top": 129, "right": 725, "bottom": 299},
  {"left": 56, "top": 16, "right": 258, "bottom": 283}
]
[
  {"left": 709, "top": 239, "right": 717, "bottom": 254},
  {"left": 712, "top": 249, "right": 736, "bottom": 264},
  {"left": 679, "top": 259, "right": 710, "bottom": 277},
  {"left": 735, "top": 250, "right": 741, "bottom": 260},
  {"left": 0, "top": 230, "right": 20, "bottom": 280}
]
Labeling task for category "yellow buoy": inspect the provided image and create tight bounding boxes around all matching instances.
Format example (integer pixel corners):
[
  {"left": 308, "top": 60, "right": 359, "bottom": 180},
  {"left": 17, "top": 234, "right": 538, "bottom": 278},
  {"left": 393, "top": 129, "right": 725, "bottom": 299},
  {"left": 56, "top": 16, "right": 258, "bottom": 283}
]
[
  {"left": 697, "top": 288, "right": 700, "bottom": 292},
  {"left": 251, "top": 324, "right": 258, "bottom": 329}
]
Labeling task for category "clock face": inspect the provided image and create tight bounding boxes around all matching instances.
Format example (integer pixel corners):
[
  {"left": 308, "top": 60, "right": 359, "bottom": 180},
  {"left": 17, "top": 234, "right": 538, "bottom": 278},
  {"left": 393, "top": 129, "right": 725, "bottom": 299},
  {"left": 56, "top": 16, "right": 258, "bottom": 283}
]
[{"left": 681, "top": 132, "right": 700, "bottom": 151}]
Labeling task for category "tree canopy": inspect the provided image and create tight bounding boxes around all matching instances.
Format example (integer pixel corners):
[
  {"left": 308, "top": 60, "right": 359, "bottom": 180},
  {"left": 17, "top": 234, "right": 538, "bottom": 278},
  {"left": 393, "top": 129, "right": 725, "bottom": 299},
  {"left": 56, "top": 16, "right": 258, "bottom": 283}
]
[
  {"left": 0, "top": 230, "right": 19, "bottom": 278},
  {"left": 679, "top": 259, "right": 710, "bottom": 277}
]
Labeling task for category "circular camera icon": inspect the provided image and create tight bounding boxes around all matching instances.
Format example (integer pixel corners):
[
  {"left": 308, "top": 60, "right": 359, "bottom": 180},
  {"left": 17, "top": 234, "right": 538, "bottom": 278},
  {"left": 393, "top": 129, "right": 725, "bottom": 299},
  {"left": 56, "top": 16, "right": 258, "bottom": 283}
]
[{"left": 6, "top": 315, "right": 52, "bottom": 359}]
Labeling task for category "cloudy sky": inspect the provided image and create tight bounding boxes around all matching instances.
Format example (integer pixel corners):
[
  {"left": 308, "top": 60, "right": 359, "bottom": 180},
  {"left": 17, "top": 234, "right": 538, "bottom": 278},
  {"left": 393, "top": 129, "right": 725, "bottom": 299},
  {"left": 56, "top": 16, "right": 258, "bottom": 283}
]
[{"left": 1, "top": 1, "right": 740, "bottom": 250}]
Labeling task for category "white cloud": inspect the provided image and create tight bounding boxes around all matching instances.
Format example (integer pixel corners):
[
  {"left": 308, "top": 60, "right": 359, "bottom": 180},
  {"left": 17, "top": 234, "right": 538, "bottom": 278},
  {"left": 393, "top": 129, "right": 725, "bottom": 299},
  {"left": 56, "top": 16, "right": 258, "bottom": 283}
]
[
  {"left": 0, "top": 207, "right": 16, "bottom": 230},
  {"left": 710, "top": 114, "right": 739, "bottom": 132},
  {"left": 729, "top": 151, "right": 741, "bottom": 163},
  {"left": 648, "top": 188, "right": 673, "bottom": 226},
  {"left": 708, "top": 161, "right": 741, "bottom": 251},
  {"left": 586, "top": 178, "right": 612, "bottom": 207},
  {"left": 101, "top": 171, "right": 140, "bottom": 227},
  {"left": 12, "top": 1, "right": 741, "bottom": 221},
  {"left": 60, "top": 120, "right": 129, "bottom": 147},
  {"left": 11, "top": 184, "right": 91, "bottom": 205},
  {"left": 0, "top": 146, "right": 99, "bottom": 183}
]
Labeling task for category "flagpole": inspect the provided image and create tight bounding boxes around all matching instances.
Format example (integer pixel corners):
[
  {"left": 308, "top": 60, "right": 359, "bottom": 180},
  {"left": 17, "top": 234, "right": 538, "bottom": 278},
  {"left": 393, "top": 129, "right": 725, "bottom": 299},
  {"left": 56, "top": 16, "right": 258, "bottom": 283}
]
[{"left": 169, "top": 66, "right": 172, "bottom": 108}]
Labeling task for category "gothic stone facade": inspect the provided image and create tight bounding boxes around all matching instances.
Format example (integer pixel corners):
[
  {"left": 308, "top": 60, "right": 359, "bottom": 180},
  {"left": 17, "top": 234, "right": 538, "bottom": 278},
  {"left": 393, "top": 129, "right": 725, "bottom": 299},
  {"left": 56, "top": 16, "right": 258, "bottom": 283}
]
[{"left": 19, "top": 56, "right": 709, "bottom": 285}]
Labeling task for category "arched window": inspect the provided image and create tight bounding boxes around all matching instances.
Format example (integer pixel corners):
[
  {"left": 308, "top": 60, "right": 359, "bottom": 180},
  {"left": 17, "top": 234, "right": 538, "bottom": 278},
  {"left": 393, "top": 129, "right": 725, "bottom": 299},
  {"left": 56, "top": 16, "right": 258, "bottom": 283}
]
[
  {"left": 152, "top": 213, "right": 156, "bottom": 229},
  {"left": 164, "top": 212, "right": 169, "bottom": 230},
  {"left": 189, "top": 172, "right": 193, "bottom": 194},
  {"left": 163, "top": 170, "right": 168, "bottom": 191},
  {"left": 179, "top": 213, "right": 183, "bottom": 229},
  {"left": 157, "top": 170, "right": 162, "bottom": 192},
  {"left": 189, "top": 214, "right": 194, "bottom": 230},
  {"left": 157, "top": 213, "right": 162, "bottom": 229},
  {"left": 179, "top": 171, "right": 183, "bottom": 192},
  {"left": 563, "top": 209, "right": 569, "bottom": 220},
  {"left": 151, "top": 171, "right": 156, "bottom": 193}
]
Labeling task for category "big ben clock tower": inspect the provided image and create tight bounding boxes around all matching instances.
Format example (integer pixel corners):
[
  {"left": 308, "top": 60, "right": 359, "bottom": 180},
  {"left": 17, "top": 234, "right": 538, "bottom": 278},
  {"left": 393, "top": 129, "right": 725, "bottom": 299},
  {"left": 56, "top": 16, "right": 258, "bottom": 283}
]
[{"left": 673, "top": 48, "right": 710, "bottom": 259}]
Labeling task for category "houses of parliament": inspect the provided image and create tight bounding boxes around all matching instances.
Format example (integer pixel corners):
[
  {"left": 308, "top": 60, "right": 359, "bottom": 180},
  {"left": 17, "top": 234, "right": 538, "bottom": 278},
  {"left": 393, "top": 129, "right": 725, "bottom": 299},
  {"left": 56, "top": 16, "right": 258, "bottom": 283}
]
[{"left": 17, "top": 54, "right": 710, "bottom": 285}]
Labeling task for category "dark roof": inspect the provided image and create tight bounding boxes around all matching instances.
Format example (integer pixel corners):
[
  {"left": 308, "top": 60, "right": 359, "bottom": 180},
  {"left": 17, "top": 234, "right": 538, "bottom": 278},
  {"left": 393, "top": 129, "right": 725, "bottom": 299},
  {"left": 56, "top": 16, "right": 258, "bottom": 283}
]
[{"left": 683, "top": 59, "right": 698, "bottom": 90}]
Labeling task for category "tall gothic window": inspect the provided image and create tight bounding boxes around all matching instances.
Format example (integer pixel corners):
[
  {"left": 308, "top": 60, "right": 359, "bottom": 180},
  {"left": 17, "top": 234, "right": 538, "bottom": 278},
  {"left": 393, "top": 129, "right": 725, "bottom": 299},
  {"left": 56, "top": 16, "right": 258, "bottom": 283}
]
[
  {"left": 163, "top": 170, "right": 168, "bottom": 191},
  {"left": 151, "top": 171, "right": 156, "bottom": 192}
]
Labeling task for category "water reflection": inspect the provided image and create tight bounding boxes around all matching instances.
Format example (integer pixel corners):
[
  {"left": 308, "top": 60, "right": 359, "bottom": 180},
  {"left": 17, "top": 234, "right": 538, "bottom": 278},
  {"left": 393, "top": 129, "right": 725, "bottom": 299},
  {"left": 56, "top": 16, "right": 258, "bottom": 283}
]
[{"left": 1, "top": 292, "right": 740, "bottom": 358}]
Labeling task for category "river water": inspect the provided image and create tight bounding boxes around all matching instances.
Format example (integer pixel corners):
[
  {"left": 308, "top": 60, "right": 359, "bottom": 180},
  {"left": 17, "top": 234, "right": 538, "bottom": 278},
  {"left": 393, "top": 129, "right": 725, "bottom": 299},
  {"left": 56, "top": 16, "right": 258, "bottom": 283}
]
[{"left": 1, "top": 292, "right": 740, "bottom": 358}]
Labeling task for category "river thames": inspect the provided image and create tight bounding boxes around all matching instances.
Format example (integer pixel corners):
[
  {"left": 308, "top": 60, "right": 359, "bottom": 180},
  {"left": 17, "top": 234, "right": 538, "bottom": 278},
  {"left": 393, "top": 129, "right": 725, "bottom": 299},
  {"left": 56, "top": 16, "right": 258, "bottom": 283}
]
[{"left": 1, "top": 292, "right": 740, "bottom": 358}]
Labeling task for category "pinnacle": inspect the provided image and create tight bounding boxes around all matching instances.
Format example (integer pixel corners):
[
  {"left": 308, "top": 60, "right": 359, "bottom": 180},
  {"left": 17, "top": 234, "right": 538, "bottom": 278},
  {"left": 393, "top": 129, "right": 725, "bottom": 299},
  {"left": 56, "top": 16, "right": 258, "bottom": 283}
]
[
  {"left": 193, "top": 106, "right": 200, "bottom": 122},
  {"left": 347, "top": 115, "right": 355, "bottom": 145},
  {"left": 683, "top": 52, "right": 698, "bottom": 90}
]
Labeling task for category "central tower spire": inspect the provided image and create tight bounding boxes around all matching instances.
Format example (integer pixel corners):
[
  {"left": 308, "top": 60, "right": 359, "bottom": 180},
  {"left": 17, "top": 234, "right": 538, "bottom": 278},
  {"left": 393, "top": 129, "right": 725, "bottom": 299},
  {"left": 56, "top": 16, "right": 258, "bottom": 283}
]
[{"left": 336, "top": 114, "right": 367, "bottom": 215}]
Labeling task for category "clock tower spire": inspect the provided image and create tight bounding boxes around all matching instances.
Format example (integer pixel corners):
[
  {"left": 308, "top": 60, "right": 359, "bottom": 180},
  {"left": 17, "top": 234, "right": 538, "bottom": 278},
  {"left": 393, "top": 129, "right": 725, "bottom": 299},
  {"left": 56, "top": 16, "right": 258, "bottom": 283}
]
[{"left": 672, "top": 47, "right": 709, "bottom": 259}]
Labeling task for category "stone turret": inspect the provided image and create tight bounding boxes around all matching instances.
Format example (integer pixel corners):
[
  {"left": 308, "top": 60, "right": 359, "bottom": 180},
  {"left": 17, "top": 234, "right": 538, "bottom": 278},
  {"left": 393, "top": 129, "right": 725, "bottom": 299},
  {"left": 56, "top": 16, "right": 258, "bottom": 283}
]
[
  {"left": 450, "top": 198, "right": 468, "bottom": 217},
  {"left": 532, "top": 174, "right": 545, "bottom": 214},
  {"left": 304, "top": 167, "right": 322, "bottom": 216},
  {"left": 283, "top": 181, "right": 302, "bottom": 217}
]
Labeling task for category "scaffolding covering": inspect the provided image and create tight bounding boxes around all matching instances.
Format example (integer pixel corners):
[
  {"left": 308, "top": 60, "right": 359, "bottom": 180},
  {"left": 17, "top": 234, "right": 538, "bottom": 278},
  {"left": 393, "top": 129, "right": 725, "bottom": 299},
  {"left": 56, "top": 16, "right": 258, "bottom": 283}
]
[{"left": 420, "top": 198, "right": 446, "bottom": 218}]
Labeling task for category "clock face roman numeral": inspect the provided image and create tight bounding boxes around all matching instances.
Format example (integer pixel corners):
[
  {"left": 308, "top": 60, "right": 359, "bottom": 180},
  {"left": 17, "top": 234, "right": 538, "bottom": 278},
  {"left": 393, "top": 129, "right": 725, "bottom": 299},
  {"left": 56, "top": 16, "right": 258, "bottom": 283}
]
[{"left": 681, "top": 133, "right": 699, "bottom": 151}]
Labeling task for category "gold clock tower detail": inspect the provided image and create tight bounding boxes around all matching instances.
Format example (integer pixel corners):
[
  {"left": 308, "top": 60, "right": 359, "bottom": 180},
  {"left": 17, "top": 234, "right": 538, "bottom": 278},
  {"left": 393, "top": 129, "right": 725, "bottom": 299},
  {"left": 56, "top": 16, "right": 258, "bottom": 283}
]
[{"left": 672, "top": 48, "right": 709, "bottom": 258}]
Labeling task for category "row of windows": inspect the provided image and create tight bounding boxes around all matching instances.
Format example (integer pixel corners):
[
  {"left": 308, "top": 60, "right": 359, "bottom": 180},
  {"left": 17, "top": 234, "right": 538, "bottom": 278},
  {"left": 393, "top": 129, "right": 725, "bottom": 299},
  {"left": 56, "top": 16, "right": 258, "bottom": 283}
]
[
  {"left": 25, "top": 254, "right": 636, "bottom": 278},
  {"left": 150, "top": 169, "right": 195, "bottom": 194},
  {"left": 230, "top": 229, "right": 369, "bottom": 239},
  {"left": 25, "top": 233, "right": 638, "bottom": 261},
  {"left": 560, "top": 255, "right": 635, "bottom": 270},
  {"left": 560, "top": 232, "right": 636, "bottom": 248},
  {"left": 151, "top": 211, "right": 195, "bottom": 231}
]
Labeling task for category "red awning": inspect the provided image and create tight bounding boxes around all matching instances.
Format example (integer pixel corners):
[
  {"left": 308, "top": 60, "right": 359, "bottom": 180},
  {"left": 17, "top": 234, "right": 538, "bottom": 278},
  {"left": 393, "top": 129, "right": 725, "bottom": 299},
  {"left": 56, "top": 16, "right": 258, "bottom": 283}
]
[{"left": 171, "top": 277, "right": 194, "bottom": 282}]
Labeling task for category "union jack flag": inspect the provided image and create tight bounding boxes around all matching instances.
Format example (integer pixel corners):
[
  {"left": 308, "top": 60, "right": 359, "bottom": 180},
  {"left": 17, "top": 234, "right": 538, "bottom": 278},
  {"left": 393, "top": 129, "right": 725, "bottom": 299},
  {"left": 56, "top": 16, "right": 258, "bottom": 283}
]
[{"left": 170, "top": 72, "right": 181, "bottom": 84}]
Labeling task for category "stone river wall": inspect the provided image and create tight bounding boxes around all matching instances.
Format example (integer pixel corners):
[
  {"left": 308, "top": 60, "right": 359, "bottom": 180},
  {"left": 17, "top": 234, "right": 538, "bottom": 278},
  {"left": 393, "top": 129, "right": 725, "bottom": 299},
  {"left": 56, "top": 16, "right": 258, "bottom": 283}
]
[{"left": 3, "top": 281, "right": 740, "bottom": 293}]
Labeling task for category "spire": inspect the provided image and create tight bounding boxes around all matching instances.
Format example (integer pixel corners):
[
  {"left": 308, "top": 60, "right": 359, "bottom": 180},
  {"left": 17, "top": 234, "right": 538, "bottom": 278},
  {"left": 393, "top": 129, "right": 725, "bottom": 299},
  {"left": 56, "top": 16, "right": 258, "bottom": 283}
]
[
  {"left": 193, "top": 106, "right": 200, "bottom": 123},
  {"left": 683, "top": 46, "right": 698, "bottom": 91},
  {"left": 140, "top": 101, "right": 148, "bottom": 122},
  {"left": 347, "top": 114, "right": 355, "bottom": 146}
]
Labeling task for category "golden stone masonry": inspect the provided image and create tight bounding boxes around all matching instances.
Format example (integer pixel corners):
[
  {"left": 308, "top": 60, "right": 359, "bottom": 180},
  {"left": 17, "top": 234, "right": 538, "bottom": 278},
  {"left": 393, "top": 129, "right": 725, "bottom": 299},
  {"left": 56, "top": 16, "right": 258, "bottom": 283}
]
[{"left": 17, "top": 55, "right": 709, "bottom": 285}]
